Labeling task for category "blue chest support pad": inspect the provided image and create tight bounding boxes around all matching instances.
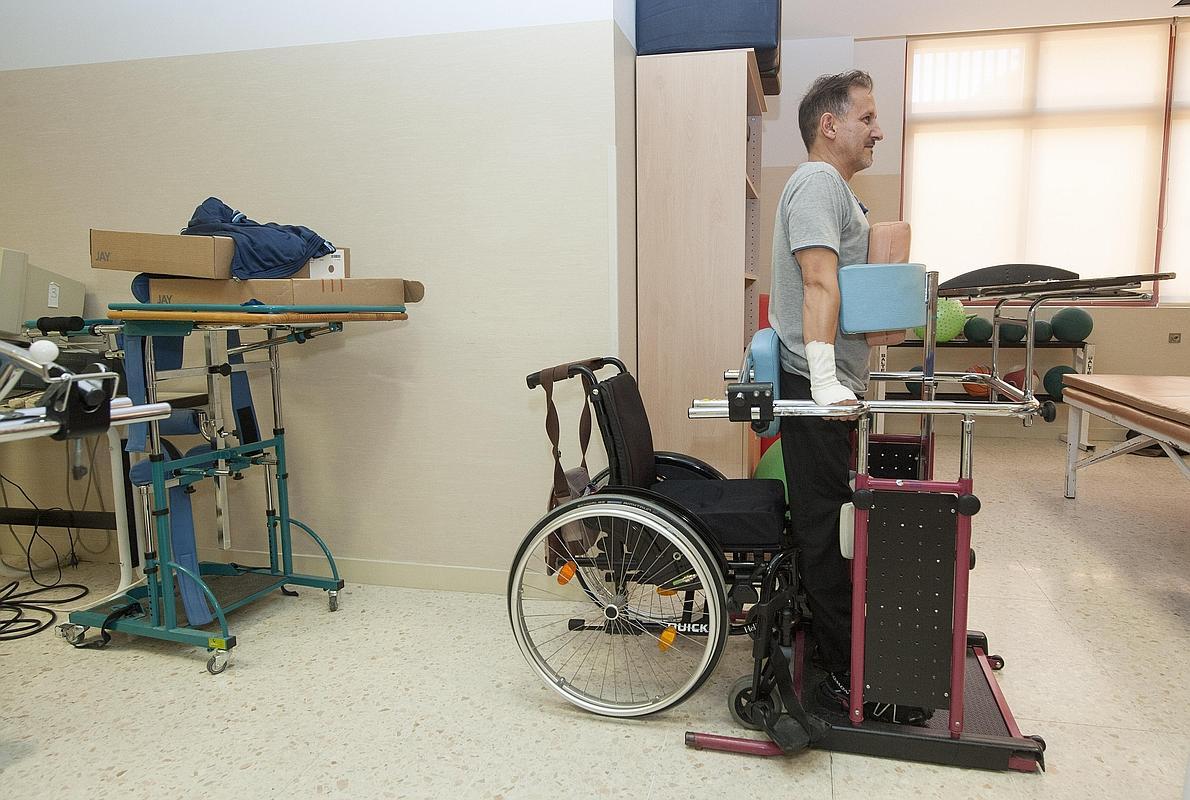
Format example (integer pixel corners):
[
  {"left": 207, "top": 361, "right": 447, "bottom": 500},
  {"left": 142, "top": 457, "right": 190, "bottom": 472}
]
[{"left": 838, "top": 262, "right": 928, "bottom": 334}]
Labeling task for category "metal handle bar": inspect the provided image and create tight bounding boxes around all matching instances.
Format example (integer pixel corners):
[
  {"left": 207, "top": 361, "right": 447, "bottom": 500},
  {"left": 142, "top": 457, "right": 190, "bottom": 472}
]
[
  {"left": 0, "top": 397, "right": 172, "bottom": 444},
  {"left": 689, "top": 395, "right": 1039, "bottom": 421}
]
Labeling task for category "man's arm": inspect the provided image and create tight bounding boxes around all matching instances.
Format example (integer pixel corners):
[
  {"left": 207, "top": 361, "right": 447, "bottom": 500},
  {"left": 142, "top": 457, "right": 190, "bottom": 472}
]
[
  {"left": 798, "top": 246, "right": 842, "bottom": 346},
  {"left": 797, "top": 246, "right": 858, "bottom": 407}
]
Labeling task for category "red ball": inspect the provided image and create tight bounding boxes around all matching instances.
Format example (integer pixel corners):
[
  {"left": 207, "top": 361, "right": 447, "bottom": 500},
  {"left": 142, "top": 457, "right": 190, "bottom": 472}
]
[{"left": 1004, "top": 365, "right": 1040, "bottom": 393}]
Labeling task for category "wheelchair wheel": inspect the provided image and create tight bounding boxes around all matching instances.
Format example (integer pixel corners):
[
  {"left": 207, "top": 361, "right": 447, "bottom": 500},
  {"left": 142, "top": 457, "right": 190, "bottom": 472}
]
[{"left": 508, "top": 493, "right": 728, "bottom": 717}]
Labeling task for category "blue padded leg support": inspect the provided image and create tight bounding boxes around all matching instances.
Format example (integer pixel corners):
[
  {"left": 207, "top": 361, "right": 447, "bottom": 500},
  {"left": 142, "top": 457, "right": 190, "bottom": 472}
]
[
  {"left": 121, "top": 333, "right": 149, "bottom": 453},
  {"left": 168, "top": 484, "right": 213, "bottom": 626},
  {"left": 120, "top": 337, "right": 185, "bottom": 452},
  {"left": 224, "top": 329, "right": 260, "bottom": 446}
]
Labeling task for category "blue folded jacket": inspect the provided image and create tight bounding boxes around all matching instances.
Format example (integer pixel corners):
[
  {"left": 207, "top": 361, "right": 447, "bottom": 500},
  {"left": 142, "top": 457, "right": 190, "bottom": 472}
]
[{"left": 181, "top": 197, "right": 334, "bottom": 279}]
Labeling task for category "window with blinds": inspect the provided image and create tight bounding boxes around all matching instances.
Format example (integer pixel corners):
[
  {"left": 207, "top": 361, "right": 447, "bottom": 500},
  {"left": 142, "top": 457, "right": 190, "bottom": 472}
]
[{"left": 904, "top": 21, "right": 1187, "bottom": 303}]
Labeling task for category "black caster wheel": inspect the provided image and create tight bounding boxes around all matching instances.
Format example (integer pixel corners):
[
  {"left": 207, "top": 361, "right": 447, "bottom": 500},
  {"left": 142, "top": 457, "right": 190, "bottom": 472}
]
[
  {"left": 988, "top": 654, "right": 1005, "bottom": 671},
  {"left": 206, "top": 649, "right": 230, "bottom": 675},
  {"left": 57, "top": 624, "right": 88, "bottom": 646},
  {"left": 328, "top": 590, "right": 340, "bottom": 612},
  {"left": 1028, "top": 734, "right": 1046, "bottom": 751},
  {"left": 728, "top": 674, "right": 777, "bottom": 732}
]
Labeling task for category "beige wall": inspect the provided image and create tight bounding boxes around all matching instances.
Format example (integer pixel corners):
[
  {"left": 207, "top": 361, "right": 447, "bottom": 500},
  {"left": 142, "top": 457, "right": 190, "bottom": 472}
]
[{"left": 0, "top": 21, "right": 634, "bottom": 588}]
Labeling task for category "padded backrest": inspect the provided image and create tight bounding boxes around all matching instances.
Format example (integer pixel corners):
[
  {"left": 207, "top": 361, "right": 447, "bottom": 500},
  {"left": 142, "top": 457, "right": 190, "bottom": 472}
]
[
  {"left": 868, "top": 221, "right": 911, "bottom": 263},
  {"left": 592, "top": 373, "right": 658, "bottom": 488}
]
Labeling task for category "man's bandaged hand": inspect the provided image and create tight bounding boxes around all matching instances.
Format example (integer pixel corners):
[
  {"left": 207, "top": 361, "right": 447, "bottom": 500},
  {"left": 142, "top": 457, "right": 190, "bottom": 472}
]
[{"left": 805, "top": 341, "right": 858, "bottom": 406}]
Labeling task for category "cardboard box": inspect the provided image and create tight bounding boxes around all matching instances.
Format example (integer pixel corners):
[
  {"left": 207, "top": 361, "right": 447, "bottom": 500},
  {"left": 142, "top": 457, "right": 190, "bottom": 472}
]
[
  {"left": 91, "top": 229, "right": 350, "bottom": 280},
  {"left": 147, "top": 276, "right": 423, "bottom": 307},
  {"left": 91, "top": 229, "right": 235, "bottom": 279},
  {"left": 293, "top": 248, "right": 350, "bottom": 279}
]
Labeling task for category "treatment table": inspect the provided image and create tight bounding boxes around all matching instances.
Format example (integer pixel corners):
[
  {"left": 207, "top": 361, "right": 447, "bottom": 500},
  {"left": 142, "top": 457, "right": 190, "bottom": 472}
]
[{"left": 1063, "top": 374, "right": 1190, "bottom": 497}]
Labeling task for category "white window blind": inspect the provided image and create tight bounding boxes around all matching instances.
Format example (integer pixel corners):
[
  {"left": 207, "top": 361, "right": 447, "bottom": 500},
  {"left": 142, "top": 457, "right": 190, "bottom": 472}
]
[
  {"left": 1161, "top": 19, "right": 1190, "bottom": 303},
  {"left": 904, "top": 22, "right": 1179, "bottom": 302}
]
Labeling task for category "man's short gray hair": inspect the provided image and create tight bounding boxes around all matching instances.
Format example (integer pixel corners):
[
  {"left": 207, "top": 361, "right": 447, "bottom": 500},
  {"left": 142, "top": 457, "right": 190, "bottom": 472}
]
[{"left": 798, "top": 70, "right": 874, "bottom": 150}]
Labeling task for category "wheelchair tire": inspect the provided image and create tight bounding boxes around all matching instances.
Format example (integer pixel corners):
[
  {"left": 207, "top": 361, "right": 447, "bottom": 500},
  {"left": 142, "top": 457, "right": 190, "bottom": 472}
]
[{"left": 508, "top": 493, "right": 729, "bottom": 717}]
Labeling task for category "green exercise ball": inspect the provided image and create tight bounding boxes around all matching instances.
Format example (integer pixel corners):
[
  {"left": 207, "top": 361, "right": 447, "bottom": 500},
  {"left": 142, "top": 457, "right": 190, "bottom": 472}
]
[
  {"left": 753, "top": 439, "right": 789, "bottom": 502},
  {"left": 1032, "top": 319, "right": 1053, "bottom": 343},
  {"left": 999, "top": 322, "right": 1027, "bottom": 344},
  {"left": 913, "top": 298, "right": 967, "bottom": 343},
  {"left": 964, "top": 315, "right": 993, "bottom": 343},
  {"left": 905, "top": 365, "right": 924, "bottom": 398},
  {"left": 1051, "top": 307, "right": 1094, "bottom": 342},
  {"left": 1044, "top": 365, "right": 1077, "bottom": 401}
]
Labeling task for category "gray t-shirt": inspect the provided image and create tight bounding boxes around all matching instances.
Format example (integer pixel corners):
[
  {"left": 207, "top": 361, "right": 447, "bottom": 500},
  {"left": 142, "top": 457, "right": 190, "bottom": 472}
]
[{"left": 769, "top": 161, "right": 871, "bottom": 393}]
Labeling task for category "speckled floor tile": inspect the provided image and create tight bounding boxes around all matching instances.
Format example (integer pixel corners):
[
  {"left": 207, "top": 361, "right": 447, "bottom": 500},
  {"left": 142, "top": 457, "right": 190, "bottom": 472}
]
[{"left": 2, "top": 437, "right": 1187, "bottom": 799}]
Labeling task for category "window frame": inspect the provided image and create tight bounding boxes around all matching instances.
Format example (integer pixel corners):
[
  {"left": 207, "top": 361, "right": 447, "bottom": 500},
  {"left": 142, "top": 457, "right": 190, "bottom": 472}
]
[{"left": 899, "top": 19, "right": 1180, "bottom": 307}]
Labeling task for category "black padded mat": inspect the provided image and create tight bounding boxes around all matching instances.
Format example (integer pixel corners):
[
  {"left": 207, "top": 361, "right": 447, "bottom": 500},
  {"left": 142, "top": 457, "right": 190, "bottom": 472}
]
[
  {"left": 803, "top": 650, "right": 1012, "bottom": 739},
  {"left": 863, "top": 491, "right": 958, "bottom": 709},
  {"left": 172, "top": 572, "right": 281, "bottom": 629}
]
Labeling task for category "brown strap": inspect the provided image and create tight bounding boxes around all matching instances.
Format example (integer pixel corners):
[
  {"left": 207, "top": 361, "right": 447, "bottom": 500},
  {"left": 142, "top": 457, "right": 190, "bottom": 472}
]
[{"left": 535, "top": 360, "right": 597, "bottom": 510}]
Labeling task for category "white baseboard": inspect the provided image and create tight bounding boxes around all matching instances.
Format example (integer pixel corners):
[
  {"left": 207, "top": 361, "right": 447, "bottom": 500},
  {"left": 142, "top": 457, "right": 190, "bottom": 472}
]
[{"left": 196, "top": 547, "right": 507, "bottom": 595}]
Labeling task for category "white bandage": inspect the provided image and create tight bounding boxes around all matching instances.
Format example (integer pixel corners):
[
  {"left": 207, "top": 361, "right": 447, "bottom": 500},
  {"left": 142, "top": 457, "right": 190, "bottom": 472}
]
[{"left": 805, "top": 341, "right": 857, "bottom": 406}]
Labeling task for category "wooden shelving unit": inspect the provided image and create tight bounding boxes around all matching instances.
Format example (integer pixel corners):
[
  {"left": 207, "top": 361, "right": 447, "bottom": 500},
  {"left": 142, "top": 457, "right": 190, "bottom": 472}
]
[{"left": 637, "top": 49, "right": 767, "bottom": 477}]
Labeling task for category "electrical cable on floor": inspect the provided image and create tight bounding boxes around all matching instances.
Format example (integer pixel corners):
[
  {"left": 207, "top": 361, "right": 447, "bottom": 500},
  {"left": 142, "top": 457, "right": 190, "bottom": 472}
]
[
  {"left": 1, "top": 472, "right": 76, "bottom": 574},
  {"left": 0, "top": 471, "right": 89, "bottom": 638},
  {"left": 0, "top": 579, "right": 88, "bottom": 641}
]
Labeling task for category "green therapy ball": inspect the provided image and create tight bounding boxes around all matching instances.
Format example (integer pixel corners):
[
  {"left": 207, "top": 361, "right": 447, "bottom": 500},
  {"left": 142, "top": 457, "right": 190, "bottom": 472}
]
[
  {"left": 964, "top": 316, "right": 993, "bottom": 343},
  {"left": 905, "top": 365, "right": 924, "bottom": 398},
  {"left": 1051, "top": 307, "right": 1094, "bottom": 342},
  {"left": 1032, "top": 319, "right": 1053, "bottom": 343},
  {"left": 1044, "top": 365, "right": 1077, "bottom": 401},
  {"left": 753, "top": 439, "right": 789, "bottom": 502},
  {"left": 913, "top": 298, "right": 967, "bottom": 342},
  {"left": 999, "top": 322, "right": 1027, "bottom": 344}
]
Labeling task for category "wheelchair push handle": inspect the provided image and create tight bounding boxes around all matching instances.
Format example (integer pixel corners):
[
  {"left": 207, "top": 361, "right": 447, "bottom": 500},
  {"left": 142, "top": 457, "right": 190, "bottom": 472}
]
[
  {"left": 526, "top": 357, "right": 627, "bottom": 390},
  {"left": 36, "top": 315, "right": 85, "bottom": 335}
]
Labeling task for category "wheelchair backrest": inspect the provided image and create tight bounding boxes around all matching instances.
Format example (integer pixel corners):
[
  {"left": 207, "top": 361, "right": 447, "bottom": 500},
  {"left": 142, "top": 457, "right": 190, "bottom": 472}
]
[{"left": 591, "top": 372, "right": 658, "bottom": 489}]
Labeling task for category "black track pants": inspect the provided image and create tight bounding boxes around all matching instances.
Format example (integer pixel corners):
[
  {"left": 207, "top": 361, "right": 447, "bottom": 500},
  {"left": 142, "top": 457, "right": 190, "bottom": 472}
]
[{"left": 778, "top": 370, "right": 855, "bottom": 673}]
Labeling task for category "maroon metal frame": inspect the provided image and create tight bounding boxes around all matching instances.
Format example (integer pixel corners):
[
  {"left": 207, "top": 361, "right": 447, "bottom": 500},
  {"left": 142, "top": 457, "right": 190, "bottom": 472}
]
[
  {"left": 849, "top": 473, "right": 974, "bottom": 735},
  {"left": 972, "top": 646, "right": 1041, "bottom": 774}
]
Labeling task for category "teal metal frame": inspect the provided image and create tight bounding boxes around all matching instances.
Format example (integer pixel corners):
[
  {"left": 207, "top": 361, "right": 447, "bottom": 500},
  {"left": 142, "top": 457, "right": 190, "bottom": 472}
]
[{"left": 67, "top": 311, "right": 349, "bottom": 664}]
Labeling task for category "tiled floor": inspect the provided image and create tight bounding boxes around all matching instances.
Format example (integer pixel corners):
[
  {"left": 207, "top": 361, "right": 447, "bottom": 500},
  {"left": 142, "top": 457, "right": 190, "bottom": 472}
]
[{"left": 1, "top": 438, "right": 1187, "bottom": 799}]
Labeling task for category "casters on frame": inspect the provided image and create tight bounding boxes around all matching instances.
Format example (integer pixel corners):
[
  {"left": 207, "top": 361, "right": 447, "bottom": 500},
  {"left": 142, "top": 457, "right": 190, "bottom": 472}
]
[
  {"left": 328, "top": 590, "right": 339, "bottom": 612},
  {"left": 206, "top": 649, "right": 231, "bottom": 675},
  {"left": 987, "top": 654, "right": 1006, "bottom": 671},
  {"left": 57, "top": 624, "right": 88, "bottom": 646},
  {"left": 728, "top": 674, "right": 778, "bottom": 732}
]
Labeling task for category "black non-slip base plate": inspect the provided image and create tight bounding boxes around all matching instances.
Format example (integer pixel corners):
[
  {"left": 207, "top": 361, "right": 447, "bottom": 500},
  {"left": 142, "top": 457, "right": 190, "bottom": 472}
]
[{"left": 801, "top": 650, "right": 1043, "bottom": 771}]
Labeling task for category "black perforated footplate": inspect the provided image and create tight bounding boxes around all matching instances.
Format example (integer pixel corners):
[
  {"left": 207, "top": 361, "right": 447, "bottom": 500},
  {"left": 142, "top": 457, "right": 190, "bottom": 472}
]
[
  {"left": 804, "top": 652, "right": 1011, "bottom": 738},
  {"left": 863, "top": 491, "right": 958, "bottom": 709},
  {"left": 867, "top": 442, "right": 921, "bottom": 479}
]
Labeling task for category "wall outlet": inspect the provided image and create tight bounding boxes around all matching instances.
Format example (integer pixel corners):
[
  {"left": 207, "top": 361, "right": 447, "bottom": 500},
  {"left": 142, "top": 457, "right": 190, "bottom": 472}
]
[{"left": 1170, "top": 333, "right": 1182, "bottom": 344}]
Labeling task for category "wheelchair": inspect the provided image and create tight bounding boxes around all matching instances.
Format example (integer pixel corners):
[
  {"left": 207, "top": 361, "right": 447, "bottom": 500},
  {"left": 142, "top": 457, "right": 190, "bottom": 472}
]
[{"left": 508, "top": 357, "right": 821, "bottom": 747}]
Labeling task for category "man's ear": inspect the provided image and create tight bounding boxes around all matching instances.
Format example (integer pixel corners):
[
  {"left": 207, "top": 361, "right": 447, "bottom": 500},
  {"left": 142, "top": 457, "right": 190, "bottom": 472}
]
[{"left": 820, "top": 112, "right": 837, "bottom": 141}]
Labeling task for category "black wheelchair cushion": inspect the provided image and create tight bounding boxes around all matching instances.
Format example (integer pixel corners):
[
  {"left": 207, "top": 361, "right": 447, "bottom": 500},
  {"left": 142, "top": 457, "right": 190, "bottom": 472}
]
[{"left": 651, "top": 478, "right": 786, "bottom": 550}]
